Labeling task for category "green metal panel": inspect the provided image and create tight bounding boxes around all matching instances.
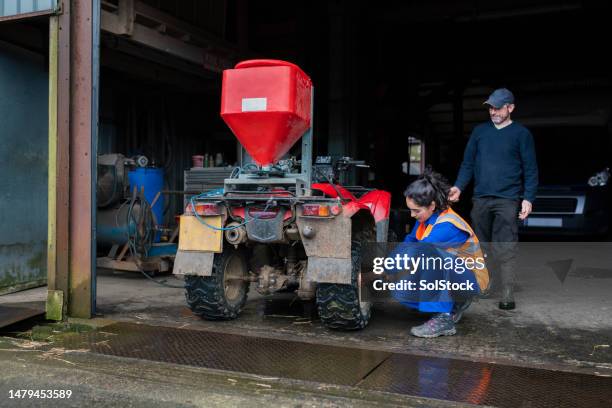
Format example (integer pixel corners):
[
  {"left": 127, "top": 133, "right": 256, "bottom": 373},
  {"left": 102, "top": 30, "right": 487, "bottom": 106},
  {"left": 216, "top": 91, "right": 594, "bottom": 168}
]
[
  {"left": 0, "top": 0, "right": 57, "bottom": 19},
  {"left": 0, "top": 40, "right": 48, "bottom": 294}
]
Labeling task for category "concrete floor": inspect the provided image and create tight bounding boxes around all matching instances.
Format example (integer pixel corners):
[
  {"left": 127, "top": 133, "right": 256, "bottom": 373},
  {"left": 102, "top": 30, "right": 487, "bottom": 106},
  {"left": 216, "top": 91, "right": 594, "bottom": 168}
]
[
  {"left": 2, "top": 255, "right": 611, "bottom": 378},
  {"left": 1, "top": 334, "right": 463, "bottom": 408}
]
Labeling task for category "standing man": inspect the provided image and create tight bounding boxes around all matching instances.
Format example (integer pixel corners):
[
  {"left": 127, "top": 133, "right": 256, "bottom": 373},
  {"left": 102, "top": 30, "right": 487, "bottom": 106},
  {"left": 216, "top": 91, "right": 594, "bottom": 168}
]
[{"left": 448, "top": 88, "right": 538, "bottom": 310}]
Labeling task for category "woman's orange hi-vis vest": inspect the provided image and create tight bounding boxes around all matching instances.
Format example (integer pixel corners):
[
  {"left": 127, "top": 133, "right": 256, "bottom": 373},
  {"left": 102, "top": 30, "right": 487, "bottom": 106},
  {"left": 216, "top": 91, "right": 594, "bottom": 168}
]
[{"left": 415, "top": 208, "right": 490, "bottom": 290}]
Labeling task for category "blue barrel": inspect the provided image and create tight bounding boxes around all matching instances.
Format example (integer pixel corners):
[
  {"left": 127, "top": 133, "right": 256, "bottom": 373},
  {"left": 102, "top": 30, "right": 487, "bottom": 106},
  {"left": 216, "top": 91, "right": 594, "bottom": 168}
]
[{"left": 128, "top": 167, "right": 164, "bottom": 242}]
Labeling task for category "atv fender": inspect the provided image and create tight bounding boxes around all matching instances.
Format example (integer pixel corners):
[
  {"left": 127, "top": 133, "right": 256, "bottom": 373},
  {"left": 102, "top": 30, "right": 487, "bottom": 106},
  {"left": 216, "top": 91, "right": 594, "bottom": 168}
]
[
  {"left": 344, "top": 190, "right": 391, "bottom": 243},
  {"left": 297, "top": 212, "right": 352, "bottom": 284}
]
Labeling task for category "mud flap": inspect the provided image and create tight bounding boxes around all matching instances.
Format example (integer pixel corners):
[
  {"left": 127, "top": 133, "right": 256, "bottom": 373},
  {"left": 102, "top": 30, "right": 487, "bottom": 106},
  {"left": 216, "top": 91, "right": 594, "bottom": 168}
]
[
  {"left": 173, "top": 250, "right": 214, "bottom": 276},
  {"left": 297, "top": 213, "right": 352, "bottom": 284},
  {"left": 297, "top": 214, "right": 351, "bottom": 258},
  {"left": 305, "top": 256, "right": 352, "bottom": 284}
]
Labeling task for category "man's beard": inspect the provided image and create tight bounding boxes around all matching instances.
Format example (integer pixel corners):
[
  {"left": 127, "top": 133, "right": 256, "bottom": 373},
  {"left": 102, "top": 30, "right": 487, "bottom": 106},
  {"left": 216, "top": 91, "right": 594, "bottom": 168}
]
[{"left": 490, "top": 113, "right": 509, "bottom": 124}]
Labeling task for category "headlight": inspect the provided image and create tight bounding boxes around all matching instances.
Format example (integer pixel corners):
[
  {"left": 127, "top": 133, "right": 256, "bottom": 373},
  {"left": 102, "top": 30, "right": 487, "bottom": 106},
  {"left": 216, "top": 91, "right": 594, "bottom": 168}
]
[{"left": 588, "top": 168, "right": 610, "bottom": 187}]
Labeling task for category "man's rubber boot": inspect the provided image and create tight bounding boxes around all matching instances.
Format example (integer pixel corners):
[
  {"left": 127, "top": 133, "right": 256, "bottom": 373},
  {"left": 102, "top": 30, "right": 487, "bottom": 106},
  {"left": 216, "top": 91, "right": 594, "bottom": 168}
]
[{"left": 498, "top": 285, "right": 515, "bottom": 310}]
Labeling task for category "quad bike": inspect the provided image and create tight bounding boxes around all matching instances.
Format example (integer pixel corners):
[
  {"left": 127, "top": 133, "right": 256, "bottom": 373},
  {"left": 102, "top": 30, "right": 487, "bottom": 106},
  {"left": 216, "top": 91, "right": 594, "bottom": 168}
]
[{"left": 173, "top": 60, "right": 391, "bottom": 330}]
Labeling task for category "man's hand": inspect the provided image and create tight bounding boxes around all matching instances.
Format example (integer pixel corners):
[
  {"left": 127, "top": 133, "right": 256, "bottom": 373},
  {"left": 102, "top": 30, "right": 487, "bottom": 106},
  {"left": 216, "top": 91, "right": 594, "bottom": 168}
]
[
  {"left": 518, "top": 200, "right": 532, "bottom": 220},
  {"left": 448, "top": 186, "right": 461, "bottom": 203}
]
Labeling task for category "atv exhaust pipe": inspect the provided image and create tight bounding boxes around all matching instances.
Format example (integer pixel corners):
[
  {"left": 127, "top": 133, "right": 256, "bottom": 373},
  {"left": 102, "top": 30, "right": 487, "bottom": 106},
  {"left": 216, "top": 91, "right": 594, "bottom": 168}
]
[{"left": 225, "top": 222, "right": 247, "bottom": 246}]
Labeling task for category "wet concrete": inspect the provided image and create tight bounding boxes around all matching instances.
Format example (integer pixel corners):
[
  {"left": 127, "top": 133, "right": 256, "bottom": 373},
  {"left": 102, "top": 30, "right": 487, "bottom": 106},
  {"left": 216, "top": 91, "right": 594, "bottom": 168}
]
[
  {"left": 87, "top": 271, "right": 612, "bottom": 378},
  {"left": 39, "top": 321, "right": 612, "bottom": 408},
  {"left": 360, "top": 351, "right": 612, "bottom": 407},
  {"left": 3, "top": 265, "right": 612, "bottom": 379},
  {"left": 0, "top": 336, "right": 462, "bottom": 408},
  {"left": 2, "top": 264, "right": 612, "bottom": 389},
  {"left": 56, "top": 322, "right": 391, "bottom": 386}
]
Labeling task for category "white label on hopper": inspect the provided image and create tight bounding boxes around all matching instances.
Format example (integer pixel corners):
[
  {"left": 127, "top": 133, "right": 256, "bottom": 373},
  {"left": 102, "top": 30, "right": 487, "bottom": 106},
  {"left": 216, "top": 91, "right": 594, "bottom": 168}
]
[{"left": 242, "top": 97, "right": 267, "bottom": 112}]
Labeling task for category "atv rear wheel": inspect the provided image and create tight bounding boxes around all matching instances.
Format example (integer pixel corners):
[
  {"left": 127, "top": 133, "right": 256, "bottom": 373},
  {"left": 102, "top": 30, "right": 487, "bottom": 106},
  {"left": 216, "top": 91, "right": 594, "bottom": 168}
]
[
  {"left": 316, "top": 231, "right": 372, "bottom": 330},
  {"left": 185, "top": 247, "right": 250, "bottom": 320}
]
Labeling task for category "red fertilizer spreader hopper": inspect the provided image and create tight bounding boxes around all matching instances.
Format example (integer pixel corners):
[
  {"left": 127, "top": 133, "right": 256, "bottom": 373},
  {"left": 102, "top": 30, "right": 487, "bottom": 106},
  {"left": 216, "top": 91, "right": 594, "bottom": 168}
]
[{"left": 175, "top": 60, "right": 391, "bottom": 330}]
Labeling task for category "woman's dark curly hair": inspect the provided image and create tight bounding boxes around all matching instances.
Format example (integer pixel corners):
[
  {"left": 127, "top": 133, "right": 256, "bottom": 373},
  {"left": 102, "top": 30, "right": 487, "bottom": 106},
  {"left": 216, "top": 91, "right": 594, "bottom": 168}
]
[{"left": 403, "top": 167, "right": 451, "bottom": 211}]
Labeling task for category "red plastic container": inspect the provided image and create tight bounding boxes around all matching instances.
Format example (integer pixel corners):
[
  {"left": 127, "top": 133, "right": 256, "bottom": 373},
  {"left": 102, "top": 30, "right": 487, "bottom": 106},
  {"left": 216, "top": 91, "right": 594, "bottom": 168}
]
[
  {"left": 220, "top": 60, "right": 312, "bottom": 166},
  {"left": 192, "top": 155, "right": 204, "bottom": 168}
]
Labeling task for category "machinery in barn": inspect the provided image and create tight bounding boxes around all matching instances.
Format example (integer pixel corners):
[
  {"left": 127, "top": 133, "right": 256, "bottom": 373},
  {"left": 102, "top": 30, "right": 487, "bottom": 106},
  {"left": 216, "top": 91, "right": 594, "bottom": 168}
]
[
  {"left": 173, "top": 60, "right": 391, "bottom": 329},
  {"left": 96, "top": 154, "right": 177, "bottom": 274}
]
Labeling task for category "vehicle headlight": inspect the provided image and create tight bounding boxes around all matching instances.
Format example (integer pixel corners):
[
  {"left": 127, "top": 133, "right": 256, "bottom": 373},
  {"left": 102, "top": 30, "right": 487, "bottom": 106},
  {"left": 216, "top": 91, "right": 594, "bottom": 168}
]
[{"left": 588, "top": 168, "right": 610, "bottom": 187}]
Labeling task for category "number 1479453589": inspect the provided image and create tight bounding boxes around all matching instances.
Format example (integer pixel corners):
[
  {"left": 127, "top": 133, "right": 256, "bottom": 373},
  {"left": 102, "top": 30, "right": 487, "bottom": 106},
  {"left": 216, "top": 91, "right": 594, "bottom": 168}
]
[{"left": 8, "top": 389, "right": 72, "bottom": 399}]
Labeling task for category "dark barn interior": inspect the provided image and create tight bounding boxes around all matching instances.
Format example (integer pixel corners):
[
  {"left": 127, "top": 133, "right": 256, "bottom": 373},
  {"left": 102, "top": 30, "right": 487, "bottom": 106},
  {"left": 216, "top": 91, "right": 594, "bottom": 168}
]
[
  {"left": 3, "top": 3, "right": 612, "bottom": 403},
  {"left": 96, "top": 0, "right": 612, "bottom": 237},
  {"left": 244, "top": 0, "right": 612, "bottom": 236},
  {"left": 2, "top": 0, "right": 611, "bottom": 238},
  {"left": 96, "top": 0, "right": 612, "bottom": 238},
  {"left": 88, "top": 0, "right": 612, "bottom": 234}
]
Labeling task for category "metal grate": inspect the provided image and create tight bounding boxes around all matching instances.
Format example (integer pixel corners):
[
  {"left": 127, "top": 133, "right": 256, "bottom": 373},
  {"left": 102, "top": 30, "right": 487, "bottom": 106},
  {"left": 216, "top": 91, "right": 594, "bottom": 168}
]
[
  {"left": 359, "top": 353, "right": 612, "bottom": 408},
  {"left": 55, "top": 322, "right": 612, "bottom": 407},
  {"left": 57, "top": 322, "right": 390, "bottom": 386}
]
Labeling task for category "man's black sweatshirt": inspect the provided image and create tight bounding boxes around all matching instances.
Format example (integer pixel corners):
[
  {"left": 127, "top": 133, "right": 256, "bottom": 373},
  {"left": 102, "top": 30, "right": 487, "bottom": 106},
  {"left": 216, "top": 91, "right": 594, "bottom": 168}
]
[{"left": 454, "top": 121, "right": 538, "bottom": 203}]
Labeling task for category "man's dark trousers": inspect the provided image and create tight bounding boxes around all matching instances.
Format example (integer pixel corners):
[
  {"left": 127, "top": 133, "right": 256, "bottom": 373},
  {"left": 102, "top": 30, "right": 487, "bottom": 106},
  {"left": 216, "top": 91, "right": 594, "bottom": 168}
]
[{"left": 470, "top": 197, "right": 519, "bottom": 293}]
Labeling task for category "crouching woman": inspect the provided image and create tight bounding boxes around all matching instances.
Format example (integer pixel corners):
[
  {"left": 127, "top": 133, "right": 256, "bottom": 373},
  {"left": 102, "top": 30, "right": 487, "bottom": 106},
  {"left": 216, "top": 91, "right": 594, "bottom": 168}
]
[{"left": 394, "top": 169, "right": 489, "bottom": 338}]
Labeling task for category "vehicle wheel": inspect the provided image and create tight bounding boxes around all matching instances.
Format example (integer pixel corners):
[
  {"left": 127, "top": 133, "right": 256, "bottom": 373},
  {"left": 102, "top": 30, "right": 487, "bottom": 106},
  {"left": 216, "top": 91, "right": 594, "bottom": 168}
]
[
  {"left": 316, "top": 230, "right": 373, "bottom": 330},
  {"left": 185, "top": 247, "right": 250, "bottom": 320}
]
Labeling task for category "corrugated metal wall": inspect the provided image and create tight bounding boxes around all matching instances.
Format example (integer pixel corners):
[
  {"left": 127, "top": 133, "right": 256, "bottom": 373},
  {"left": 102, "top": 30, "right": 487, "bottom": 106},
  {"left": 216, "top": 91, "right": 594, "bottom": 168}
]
[
  {"left": 0, "top": 40, "right": 48, "bottom": 294},
  {"left": 0, "top": 0, "right": 56, "bottom": 18}
]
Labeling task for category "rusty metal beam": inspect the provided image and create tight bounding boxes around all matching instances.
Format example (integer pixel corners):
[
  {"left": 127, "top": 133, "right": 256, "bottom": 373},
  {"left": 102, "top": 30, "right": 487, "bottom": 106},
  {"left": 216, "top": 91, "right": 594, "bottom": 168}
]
[
  {"left": 134, "top": 1, "right": 234, "bottom": 50},
  {"left": 100, "top": 0, "right": 238, "bottom": 73},
  {"left": 0, "top": 9, "right": 54, "bottom": 22},
  {"left": 117, "top": 0, "right": 134, "bottom": 35},
  {"left": 101, "top": 9, "right": 231, "bottom": 72},
  {"left": 100, "top": 31, "right": 214, "bottom": 79},
  {"left": 68, "top": 0, "right": 97, "bottom": 318}
]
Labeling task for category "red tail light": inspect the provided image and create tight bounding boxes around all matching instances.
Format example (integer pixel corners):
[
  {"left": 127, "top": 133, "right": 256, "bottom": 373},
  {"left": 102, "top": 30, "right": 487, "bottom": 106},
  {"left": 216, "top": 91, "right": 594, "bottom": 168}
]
[
  {"left": 187, "top": 202, "right": 221, "bottom": 216},
  {"left": 303, "top": 204, "right": 332, "bottom": 217}
]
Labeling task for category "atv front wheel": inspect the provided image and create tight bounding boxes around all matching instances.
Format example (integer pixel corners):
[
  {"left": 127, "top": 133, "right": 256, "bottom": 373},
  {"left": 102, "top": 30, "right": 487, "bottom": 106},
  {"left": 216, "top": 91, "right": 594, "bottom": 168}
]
[
  {"left": 316, "top": 231, "right": 372, "bottom": 330},
  {"left": 185, "top": 247, "right": 250, "bottom": 320}
]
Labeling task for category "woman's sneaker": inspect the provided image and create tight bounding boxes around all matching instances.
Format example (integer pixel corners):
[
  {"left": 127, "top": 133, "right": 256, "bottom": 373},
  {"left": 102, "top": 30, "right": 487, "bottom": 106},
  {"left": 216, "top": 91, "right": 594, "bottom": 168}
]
[{"left": 410, "top": 313, "right": 456, "bottom": 338}]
